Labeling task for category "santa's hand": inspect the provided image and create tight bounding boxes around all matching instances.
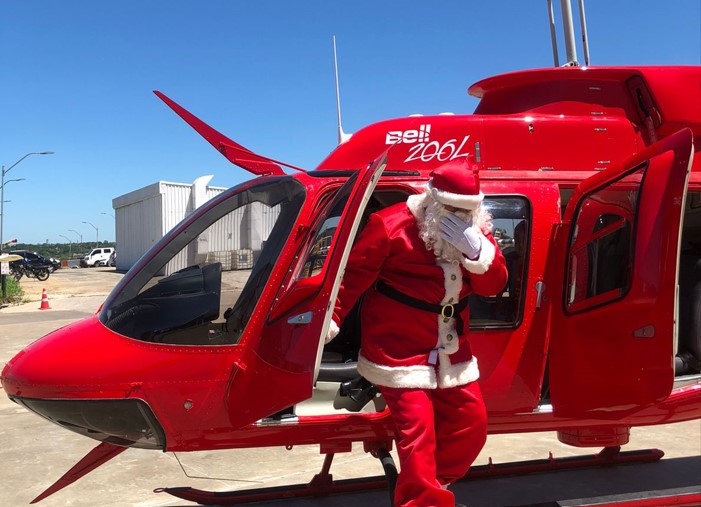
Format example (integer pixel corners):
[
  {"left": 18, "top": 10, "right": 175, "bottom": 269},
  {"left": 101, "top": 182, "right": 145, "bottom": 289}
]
[
  {"left": 325, "top": 319, "right": 340, "bottom": 344},
  {"left": 440, "top": 213, "right": 482, "bottom": 260}
]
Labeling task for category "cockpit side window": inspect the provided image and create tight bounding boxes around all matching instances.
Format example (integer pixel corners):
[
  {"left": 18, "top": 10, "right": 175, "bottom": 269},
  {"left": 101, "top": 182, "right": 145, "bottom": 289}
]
[{"left": 469, "top": 197, "right": 530, "bottom": 328}]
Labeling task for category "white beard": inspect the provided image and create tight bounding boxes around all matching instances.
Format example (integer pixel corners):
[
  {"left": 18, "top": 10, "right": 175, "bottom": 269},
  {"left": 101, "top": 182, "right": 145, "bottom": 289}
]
[{"left": 418, "top": 199, "right": 477, "bottom": 264}]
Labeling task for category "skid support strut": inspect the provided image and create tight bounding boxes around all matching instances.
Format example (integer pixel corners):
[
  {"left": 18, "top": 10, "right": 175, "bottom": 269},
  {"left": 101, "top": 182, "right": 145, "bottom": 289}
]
[{"left": 157, "top": 448, "right": 397, "bottom": 506}]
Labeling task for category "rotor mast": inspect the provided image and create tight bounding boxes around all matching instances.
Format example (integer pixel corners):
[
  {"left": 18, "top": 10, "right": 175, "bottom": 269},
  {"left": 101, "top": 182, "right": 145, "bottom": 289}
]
[{"left": 547, "top": 0, "right": 591, "bottom": 67}]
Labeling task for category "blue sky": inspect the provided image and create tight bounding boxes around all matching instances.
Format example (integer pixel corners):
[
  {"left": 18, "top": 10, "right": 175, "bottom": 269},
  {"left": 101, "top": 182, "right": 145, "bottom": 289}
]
[{"left": 1, "top": 1, "right": 699, "bottom": 244}]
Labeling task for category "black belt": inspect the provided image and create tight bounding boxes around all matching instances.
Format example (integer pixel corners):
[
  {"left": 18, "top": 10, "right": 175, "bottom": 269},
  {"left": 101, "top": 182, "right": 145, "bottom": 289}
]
[{"left": 375, "top": 280, "right": 469, "bottom": 335}]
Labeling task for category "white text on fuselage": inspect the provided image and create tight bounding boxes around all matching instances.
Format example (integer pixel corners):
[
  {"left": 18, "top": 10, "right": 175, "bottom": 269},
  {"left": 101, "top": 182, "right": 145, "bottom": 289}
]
[{"left": 385, "top": 125, "right": 470, "bottom": 163}]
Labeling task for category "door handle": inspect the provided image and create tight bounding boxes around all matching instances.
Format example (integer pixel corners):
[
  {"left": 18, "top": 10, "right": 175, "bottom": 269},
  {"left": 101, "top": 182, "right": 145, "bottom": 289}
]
[
  {"left": 633, "top": 325, "right": 655, "bottom": 338},
  {"left": 535, "top": 280, "right": 546, "bottom": 310},
  {"left": 288, "top": 312, "right": 313, "bottom": 325}
]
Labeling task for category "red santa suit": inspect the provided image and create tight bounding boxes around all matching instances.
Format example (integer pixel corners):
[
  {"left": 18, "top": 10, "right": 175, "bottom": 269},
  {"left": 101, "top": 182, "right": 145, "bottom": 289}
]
[{"left": 330, "top": 159, "right": 508, "bottom": 507}]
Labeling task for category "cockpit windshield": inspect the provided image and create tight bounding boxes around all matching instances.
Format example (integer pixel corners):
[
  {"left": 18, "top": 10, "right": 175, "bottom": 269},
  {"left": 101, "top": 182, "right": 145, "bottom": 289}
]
[{"left": 99, "top": 177, "right": 305, "bottom": 345}]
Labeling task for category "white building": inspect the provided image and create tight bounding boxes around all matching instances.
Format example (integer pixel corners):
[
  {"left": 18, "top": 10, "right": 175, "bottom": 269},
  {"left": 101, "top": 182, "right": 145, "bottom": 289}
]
[{"left": 112, "top": 176, "right": 226, "bottom": 275}]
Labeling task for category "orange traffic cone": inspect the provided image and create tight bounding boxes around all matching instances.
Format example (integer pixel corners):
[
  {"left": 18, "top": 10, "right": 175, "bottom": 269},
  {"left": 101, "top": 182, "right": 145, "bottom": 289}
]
[{"left": 39, "top": 288, "right": 51, "bottom": 310}]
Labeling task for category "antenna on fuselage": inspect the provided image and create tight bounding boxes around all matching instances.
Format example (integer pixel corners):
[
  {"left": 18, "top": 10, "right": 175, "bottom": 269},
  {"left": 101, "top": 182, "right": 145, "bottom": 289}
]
[
  {"left": 333, "top": 36, "right": 352, "bottom": 145},
  {"left": 546, "top": 0, "right": 591, "bottom": 67}
]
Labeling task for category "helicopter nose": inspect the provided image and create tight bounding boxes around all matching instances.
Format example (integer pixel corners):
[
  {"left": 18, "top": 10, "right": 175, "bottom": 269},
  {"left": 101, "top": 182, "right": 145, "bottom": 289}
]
[
  {"left": 1, "top": 316, "right": 166, "bottom": 450},
  {"left": 1, "top": 316, "right": 120, "bottom": 399}
]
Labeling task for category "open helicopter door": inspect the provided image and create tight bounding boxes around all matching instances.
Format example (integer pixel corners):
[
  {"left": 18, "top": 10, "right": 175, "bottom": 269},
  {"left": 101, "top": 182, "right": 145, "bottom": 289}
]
[
  {"left": 226, "top": 153, "right": 387, "bottom": 428},
  {"left": 548, "top": 128, "right": 693, "bottom": 418}
]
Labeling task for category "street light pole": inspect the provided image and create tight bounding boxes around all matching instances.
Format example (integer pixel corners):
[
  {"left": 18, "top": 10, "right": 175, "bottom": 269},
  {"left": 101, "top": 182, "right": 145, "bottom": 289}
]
[
  {"left": 1, "top": 151, "right": 53, "bottom": 299},
  {"left": 0, "top": 177, "right": 26, "bottom": 242},
  {"left": 82, "top": 221, "right": 99, "bottom": 247},
  {"left": 1, "top": 151, "right": 54, "bottom": 252},
  {"left": 101, "top": 212, "right": 115, "bottom": 249},
  {"left": 68, "top": 229, "right": 83, "bottom": 244},
  {"left": 59, "top": 234, "right": 72, "bottom": 259}
]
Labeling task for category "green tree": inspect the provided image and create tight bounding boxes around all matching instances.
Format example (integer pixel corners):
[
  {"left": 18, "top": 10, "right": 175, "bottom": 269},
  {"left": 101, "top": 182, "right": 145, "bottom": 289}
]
[{"left": 11, "top": 242, "right": 115, "bottom": 261}]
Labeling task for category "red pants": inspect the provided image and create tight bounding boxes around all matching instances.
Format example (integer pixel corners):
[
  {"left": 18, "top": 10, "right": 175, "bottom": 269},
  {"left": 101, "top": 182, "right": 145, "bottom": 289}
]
[{"left": 381, "top": 381, "right": 487, "bottom": 507}]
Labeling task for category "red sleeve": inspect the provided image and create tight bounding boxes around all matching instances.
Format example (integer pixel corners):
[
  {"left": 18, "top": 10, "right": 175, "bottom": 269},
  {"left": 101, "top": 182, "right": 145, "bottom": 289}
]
[{"left": 333, "top": 213, "right": 390, "bottom": 326}]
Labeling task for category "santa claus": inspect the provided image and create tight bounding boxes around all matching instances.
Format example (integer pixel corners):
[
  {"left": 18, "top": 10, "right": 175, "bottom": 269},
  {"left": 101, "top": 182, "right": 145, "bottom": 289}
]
[{"left": 328, "top": 157, "right": 508, "bottom": 507}]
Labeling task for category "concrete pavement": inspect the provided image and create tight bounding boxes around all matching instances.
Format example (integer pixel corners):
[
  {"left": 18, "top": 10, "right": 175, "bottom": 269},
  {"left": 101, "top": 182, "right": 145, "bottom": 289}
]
[{"left": 1, "top": 285, "right": 699, "bottom": 507}]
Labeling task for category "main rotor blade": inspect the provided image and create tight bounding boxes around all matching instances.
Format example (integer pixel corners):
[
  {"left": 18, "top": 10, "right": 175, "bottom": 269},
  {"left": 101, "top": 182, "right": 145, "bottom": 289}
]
[{"left": 154, "top": 90, "right": 285, "bottom": 176}]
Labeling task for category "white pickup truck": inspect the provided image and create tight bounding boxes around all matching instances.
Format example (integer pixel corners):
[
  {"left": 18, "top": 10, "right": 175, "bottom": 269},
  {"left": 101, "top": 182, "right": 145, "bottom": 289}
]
[{"left": 81, "top": 247, "right": 115, "bottom": 267}]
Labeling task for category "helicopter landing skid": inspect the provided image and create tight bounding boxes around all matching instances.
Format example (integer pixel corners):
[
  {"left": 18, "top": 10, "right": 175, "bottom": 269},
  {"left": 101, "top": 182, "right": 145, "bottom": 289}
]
[
  {"left": 155, "top": 446, "right": 664, "bottom": 506},
  {"left": 467, "top": 445, "right": 665, "bottom": 480},
  {"left": 155, "top": 450, "right": 395, "bottom": 506}
]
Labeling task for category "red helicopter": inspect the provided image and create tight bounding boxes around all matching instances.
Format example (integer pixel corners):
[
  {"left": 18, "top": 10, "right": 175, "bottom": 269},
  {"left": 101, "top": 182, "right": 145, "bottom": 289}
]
[{"left": 2, "top": 9, "right": 701, "bottom": 507}]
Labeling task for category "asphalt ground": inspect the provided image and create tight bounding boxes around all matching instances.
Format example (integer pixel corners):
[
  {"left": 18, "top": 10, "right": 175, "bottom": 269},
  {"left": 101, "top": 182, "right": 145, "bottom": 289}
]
[{"left": 0, "top": 268, "right": 699, "bottom": 507}]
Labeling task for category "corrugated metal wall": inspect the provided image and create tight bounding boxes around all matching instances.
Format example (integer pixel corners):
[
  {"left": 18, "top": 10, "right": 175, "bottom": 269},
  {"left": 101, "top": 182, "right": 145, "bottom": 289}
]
[
  {"left": 113, "top": 180, "right": 225, "bottom": 275},
  {"left": 201, "top": 202, "right": 281, "bottom": 271},
  {"left": 261, "top": 203, "right": 280, "bottom": 240},
  {"left": 113, "top": 183, "right": 164, "bottom": 270},
  {"left": 113, "top": 179, "right": 283, "bottom": 277},
  {"left": 162, "top": 182, "right": 200, "bottom": 276}
]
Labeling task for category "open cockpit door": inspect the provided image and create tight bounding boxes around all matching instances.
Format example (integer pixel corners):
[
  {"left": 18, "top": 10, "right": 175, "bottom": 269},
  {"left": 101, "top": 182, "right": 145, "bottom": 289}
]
[
  {"left": 549, "top": 129, "right": 693, "bottom": 418},
  {"left": 226, "top": 153, "right": 387, "bottom": 428}
]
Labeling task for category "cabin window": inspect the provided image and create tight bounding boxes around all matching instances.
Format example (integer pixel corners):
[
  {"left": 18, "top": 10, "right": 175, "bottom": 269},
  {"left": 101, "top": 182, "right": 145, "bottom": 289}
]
[
  {"left": 297, "top": 194, "right": 345, "bottom": 279},
  {"left": 99, "top": 177, "right": 305, "bottom": 345},
  {"left": 565, "top": 169, "right": 640, "bottom": 313},
  {"left": 469, "top": 197, "right": 530, "bottom": 328}
]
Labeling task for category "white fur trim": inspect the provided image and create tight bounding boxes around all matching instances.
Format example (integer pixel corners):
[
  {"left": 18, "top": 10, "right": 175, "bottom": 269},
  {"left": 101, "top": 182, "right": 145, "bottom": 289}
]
[
  {"left": 437, "top": 354, "right": 480, "bottom": 389},
  {"left": 460, "top": 233, "right": 495, "bottom": 274},
  {"left": 406, "top": 192, "right": 428, "bottom": 222},
  {"left": 357, "top": 353, "right": 437, "bottom": 389},
  {"left": 325, "top": 319, "right": 340, "bottom": 344},
  {"left": 437, "top": 262, "right": 461, "bottom": 354},
  {"left": 428, "top": 181, "right": 484, "bottom": 210}
]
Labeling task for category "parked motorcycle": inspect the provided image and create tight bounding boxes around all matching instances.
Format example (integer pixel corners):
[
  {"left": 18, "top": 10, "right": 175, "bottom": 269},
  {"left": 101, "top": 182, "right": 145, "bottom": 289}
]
[{"left": 10, "top": 261, "right": 50, "bottom": 282}]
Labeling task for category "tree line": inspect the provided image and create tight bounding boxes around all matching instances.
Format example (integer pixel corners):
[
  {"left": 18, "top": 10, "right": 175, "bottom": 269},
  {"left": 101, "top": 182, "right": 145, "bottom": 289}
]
[{"left": 8, "top": 241, "right": 116, "bottom": 261}]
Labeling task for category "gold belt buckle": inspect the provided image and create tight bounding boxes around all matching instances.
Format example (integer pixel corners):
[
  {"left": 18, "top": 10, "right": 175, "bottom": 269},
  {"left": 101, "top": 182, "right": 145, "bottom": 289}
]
[{"left": 441, "top": 304, "right": 455, "bottom": 320}]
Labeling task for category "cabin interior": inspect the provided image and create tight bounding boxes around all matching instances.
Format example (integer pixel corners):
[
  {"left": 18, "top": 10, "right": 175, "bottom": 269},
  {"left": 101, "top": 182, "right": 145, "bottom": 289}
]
[{"left": 678, "top": 191, "right": 701, "bottom": 375}]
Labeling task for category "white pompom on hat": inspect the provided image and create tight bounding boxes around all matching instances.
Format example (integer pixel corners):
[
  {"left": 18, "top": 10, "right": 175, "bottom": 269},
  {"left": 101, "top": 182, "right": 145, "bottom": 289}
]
[{"left": 427, "top": 157, "right": 483, "bottom": 210}]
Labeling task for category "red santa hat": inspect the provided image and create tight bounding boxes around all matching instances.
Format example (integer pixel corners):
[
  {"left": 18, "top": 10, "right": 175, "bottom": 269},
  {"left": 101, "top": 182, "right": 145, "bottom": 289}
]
[{"left": 427, "top": 157, "right": 483, "bottom": 210}]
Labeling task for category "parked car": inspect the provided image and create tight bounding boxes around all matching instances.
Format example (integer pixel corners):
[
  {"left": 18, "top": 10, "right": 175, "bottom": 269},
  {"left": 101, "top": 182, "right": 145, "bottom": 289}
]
[
  {"left": 8, "top": 250, "right": 60, "bottom": 272},
  {"left": 80, "top": 247, "right": 115, "bottom": 267}
]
